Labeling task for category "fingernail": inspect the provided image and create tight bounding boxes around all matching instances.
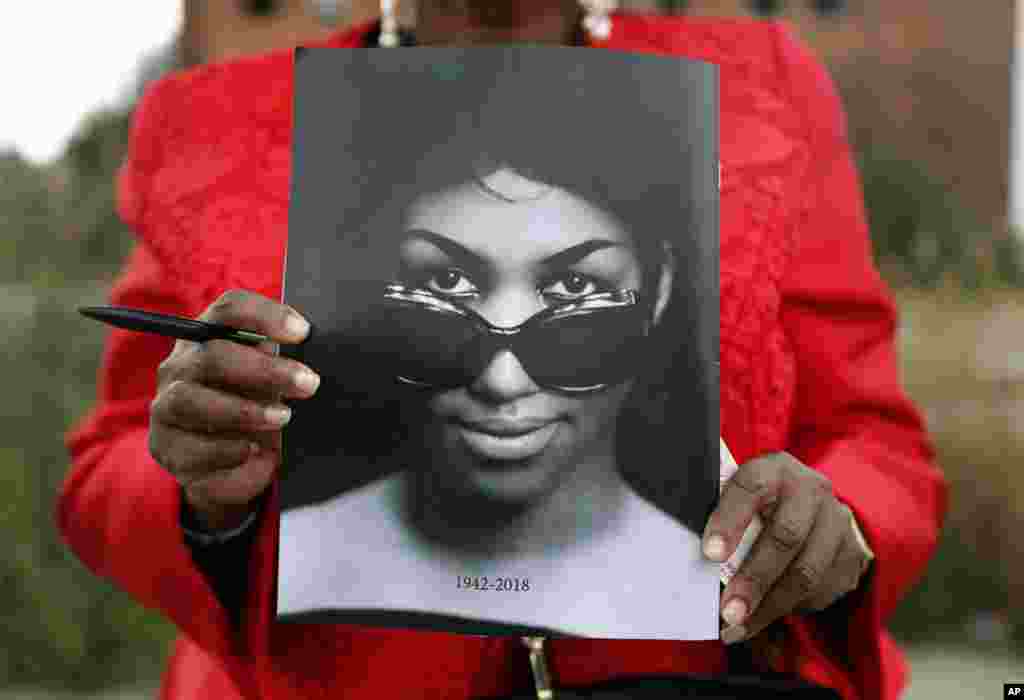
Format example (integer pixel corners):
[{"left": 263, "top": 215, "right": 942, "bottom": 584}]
[
  {"left": 265, "top": 404, "right": 292, "bottom": 426},
  {"left": 286, "top": 314, "right": 310, "bottom": 340},
  {"left": 703, "top": 535, "right": 726, "bottom": 561},
  {"left": 294, "top": 368, "right": 320, "bottom": 395},
  {"left": 722, "top": 598, "right": 747, "bottom": 627},
  {"left": 721, "top": 624, "right": 747, "bottom": 645}
]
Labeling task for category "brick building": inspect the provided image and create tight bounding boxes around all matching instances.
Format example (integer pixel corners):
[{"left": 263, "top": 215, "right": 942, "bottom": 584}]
[{"left": 687, "top": 0, "right": 1015, "bottom": 232}]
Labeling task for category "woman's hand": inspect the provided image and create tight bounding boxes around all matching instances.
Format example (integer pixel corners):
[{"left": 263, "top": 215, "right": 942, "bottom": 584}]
[
  {"left": 148, "top": 290, "right": 320, "bottom": 532},
  {"left": 702, "top": 452, "right": 873, "bottom": 644}
]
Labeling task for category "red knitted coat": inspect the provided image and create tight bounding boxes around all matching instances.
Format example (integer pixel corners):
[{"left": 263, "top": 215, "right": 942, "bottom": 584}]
[{"left": 59, "top": 14, "right": 946, "bottom": 700}]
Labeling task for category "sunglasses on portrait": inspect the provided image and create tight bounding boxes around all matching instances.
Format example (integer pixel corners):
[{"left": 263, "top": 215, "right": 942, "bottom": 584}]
[{"left": 352, "top": 284, "right": 650, "bottom": 394}]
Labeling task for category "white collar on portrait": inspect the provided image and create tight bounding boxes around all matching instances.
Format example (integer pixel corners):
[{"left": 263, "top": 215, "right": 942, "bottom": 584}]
[{"left": 277, "top": 473, "right": 719, "bottom": 640}]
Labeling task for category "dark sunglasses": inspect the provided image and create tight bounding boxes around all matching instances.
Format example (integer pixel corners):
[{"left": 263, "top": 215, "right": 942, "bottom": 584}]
[{"left": 350, "top": 284, "right": 650, "bottom": 393}]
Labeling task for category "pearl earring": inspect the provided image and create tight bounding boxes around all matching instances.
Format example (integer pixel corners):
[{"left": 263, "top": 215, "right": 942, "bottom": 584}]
[
  {"left": 379, "top": 0, "right": 399, "bottom": 47},
  {"left": 580, "top": 0, "right": 618, "bottom": 41}
]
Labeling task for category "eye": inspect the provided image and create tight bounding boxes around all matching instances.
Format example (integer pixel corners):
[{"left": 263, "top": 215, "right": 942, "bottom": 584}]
[
  {"left": 542, "top": 272, "right": 600, "bottom": 301},
  {"left": 422, "top": 268, "right": 478, "bottom": 298}
]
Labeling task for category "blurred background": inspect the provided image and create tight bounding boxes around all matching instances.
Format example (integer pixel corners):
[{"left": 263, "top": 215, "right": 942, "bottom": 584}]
[{"left": 1, "top": 1, "right": 1022, "bottom": 697}]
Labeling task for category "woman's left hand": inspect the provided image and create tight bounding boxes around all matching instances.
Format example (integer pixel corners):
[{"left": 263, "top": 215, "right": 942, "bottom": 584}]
[{"left": 702, "top": 452, "right": 873, "bottom": 644}]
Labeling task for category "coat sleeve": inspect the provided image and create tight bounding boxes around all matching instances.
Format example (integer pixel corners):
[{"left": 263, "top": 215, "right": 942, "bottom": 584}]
[
  {"left": 56, "top": 78, "right": 244, "bottom": 664},
  {"left": 771, "top": 26, "right": 948, "bottom": 700}
]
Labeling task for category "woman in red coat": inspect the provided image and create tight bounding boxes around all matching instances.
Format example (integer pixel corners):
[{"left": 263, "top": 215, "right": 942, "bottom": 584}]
[{"left": 59, "top": 2, "right": 947, "bottom": 699}]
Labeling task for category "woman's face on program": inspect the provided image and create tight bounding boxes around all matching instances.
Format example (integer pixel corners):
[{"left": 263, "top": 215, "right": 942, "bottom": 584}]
[{"left": 397, "top": 168, "right": 645, "bottom": 506}]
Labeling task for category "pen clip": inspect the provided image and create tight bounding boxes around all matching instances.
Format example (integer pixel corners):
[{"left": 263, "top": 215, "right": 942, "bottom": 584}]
[{"left": 522, "top": 637, "right": 554, "bottom": 700}]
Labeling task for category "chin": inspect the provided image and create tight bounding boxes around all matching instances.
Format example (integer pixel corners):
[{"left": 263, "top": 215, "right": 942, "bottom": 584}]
[
  {"left": 459, "top": 457, "right": 565, "bottom": 506},
  {"left": 440, "top": 425, "right": 572, "bottom": 507}
]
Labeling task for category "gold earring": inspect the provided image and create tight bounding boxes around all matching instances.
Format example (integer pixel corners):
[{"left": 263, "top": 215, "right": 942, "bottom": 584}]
[
  {"left": 379, "top": 0, "right": 399, "bottom": 47},
  {"left": 580, "top": 0, "right": 618, "bottom": 41}
]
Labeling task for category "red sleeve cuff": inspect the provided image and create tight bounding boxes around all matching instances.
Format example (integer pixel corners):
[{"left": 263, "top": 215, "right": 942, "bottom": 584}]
[{"left": 58, "top": 428, "right": 238, "bottom": 658}]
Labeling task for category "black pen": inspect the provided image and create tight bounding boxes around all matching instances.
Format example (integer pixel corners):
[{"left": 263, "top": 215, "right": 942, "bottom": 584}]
[{"left": 78, "top": 306, "right": 270, "bottom": 346}]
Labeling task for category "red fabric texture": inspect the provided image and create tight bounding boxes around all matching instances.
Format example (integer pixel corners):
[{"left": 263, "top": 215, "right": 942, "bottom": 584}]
[{"left": 59, "top": 14, "right": 946, "bottom": 700}]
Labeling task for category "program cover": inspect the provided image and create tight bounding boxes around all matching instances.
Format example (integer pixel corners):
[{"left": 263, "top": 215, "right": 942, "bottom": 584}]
[{"left": 278, "top": 47, "right": 720, "bottom": 640}]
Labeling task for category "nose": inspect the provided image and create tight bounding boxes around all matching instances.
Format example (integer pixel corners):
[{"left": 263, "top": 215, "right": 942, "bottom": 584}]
[
  {"left": 469, "top": 348, "right": 539, "bottom": 403},
  {"left": 468, "top": 287, "right": 544, "bottom": 402},
  {"left": 476, "top": 284, "right": 542, "bottom": 329}
]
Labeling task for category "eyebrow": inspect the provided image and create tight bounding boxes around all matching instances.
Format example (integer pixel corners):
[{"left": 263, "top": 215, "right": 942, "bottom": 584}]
[{"left": 401, "top": 229, "right": 624, "bottom": 270}]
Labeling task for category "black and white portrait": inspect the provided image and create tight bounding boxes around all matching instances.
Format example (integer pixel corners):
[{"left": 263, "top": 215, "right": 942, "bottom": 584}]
[{"left": 278, "top": 47, "right": 719, "bottom": 640}]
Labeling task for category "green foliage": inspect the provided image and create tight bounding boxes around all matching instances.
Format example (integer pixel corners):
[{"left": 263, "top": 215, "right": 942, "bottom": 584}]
[
  {"left": 0, "top": 111, "right": 174, "bottom": 691},
  {"left": 0, "top": 154, "right": 64, "bottom": 283},
  {"left": 0, "top": 297, "right": 175, "bottom": 690},
  {"left": 0, "top": 110, "right": 135, "bottom": 289},
  {"left": 61, "top": 110, "right": 137, "bottom": 275},
  {"left": 858, "top": 146, "right": 1024, "bottom": 290},
  {"left": 888, "top": 530, "right": 1016, "bottom": 646},
  {"left": 888, "top": 291, "right": 1024, "bottom": 653}
]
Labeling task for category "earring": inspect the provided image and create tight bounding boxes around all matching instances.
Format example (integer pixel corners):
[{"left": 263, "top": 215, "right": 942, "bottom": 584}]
[
  {"left": 379, "top": 0, "right": 399, "bottom": 47},
  {"left": 579, "top": 0, "right": 618, "bottom": 41}
]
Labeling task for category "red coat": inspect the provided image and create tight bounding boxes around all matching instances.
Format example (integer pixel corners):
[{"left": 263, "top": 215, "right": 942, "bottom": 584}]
[{"left": 59, "top": 14, "right": 946, "bottom": 700}]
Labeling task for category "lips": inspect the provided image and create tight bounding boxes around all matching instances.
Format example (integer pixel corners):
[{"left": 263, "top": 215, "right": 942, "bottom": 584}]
[{"left": 455, "top": 418, "right": 560, "bottom": 461}]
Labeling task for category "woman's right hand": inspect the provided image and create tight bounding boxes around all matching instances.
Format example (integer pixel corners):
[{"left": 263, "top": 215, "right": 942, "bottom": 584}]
[{"left": 148, "top": 290, "right": 320, "bottom": 532}]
